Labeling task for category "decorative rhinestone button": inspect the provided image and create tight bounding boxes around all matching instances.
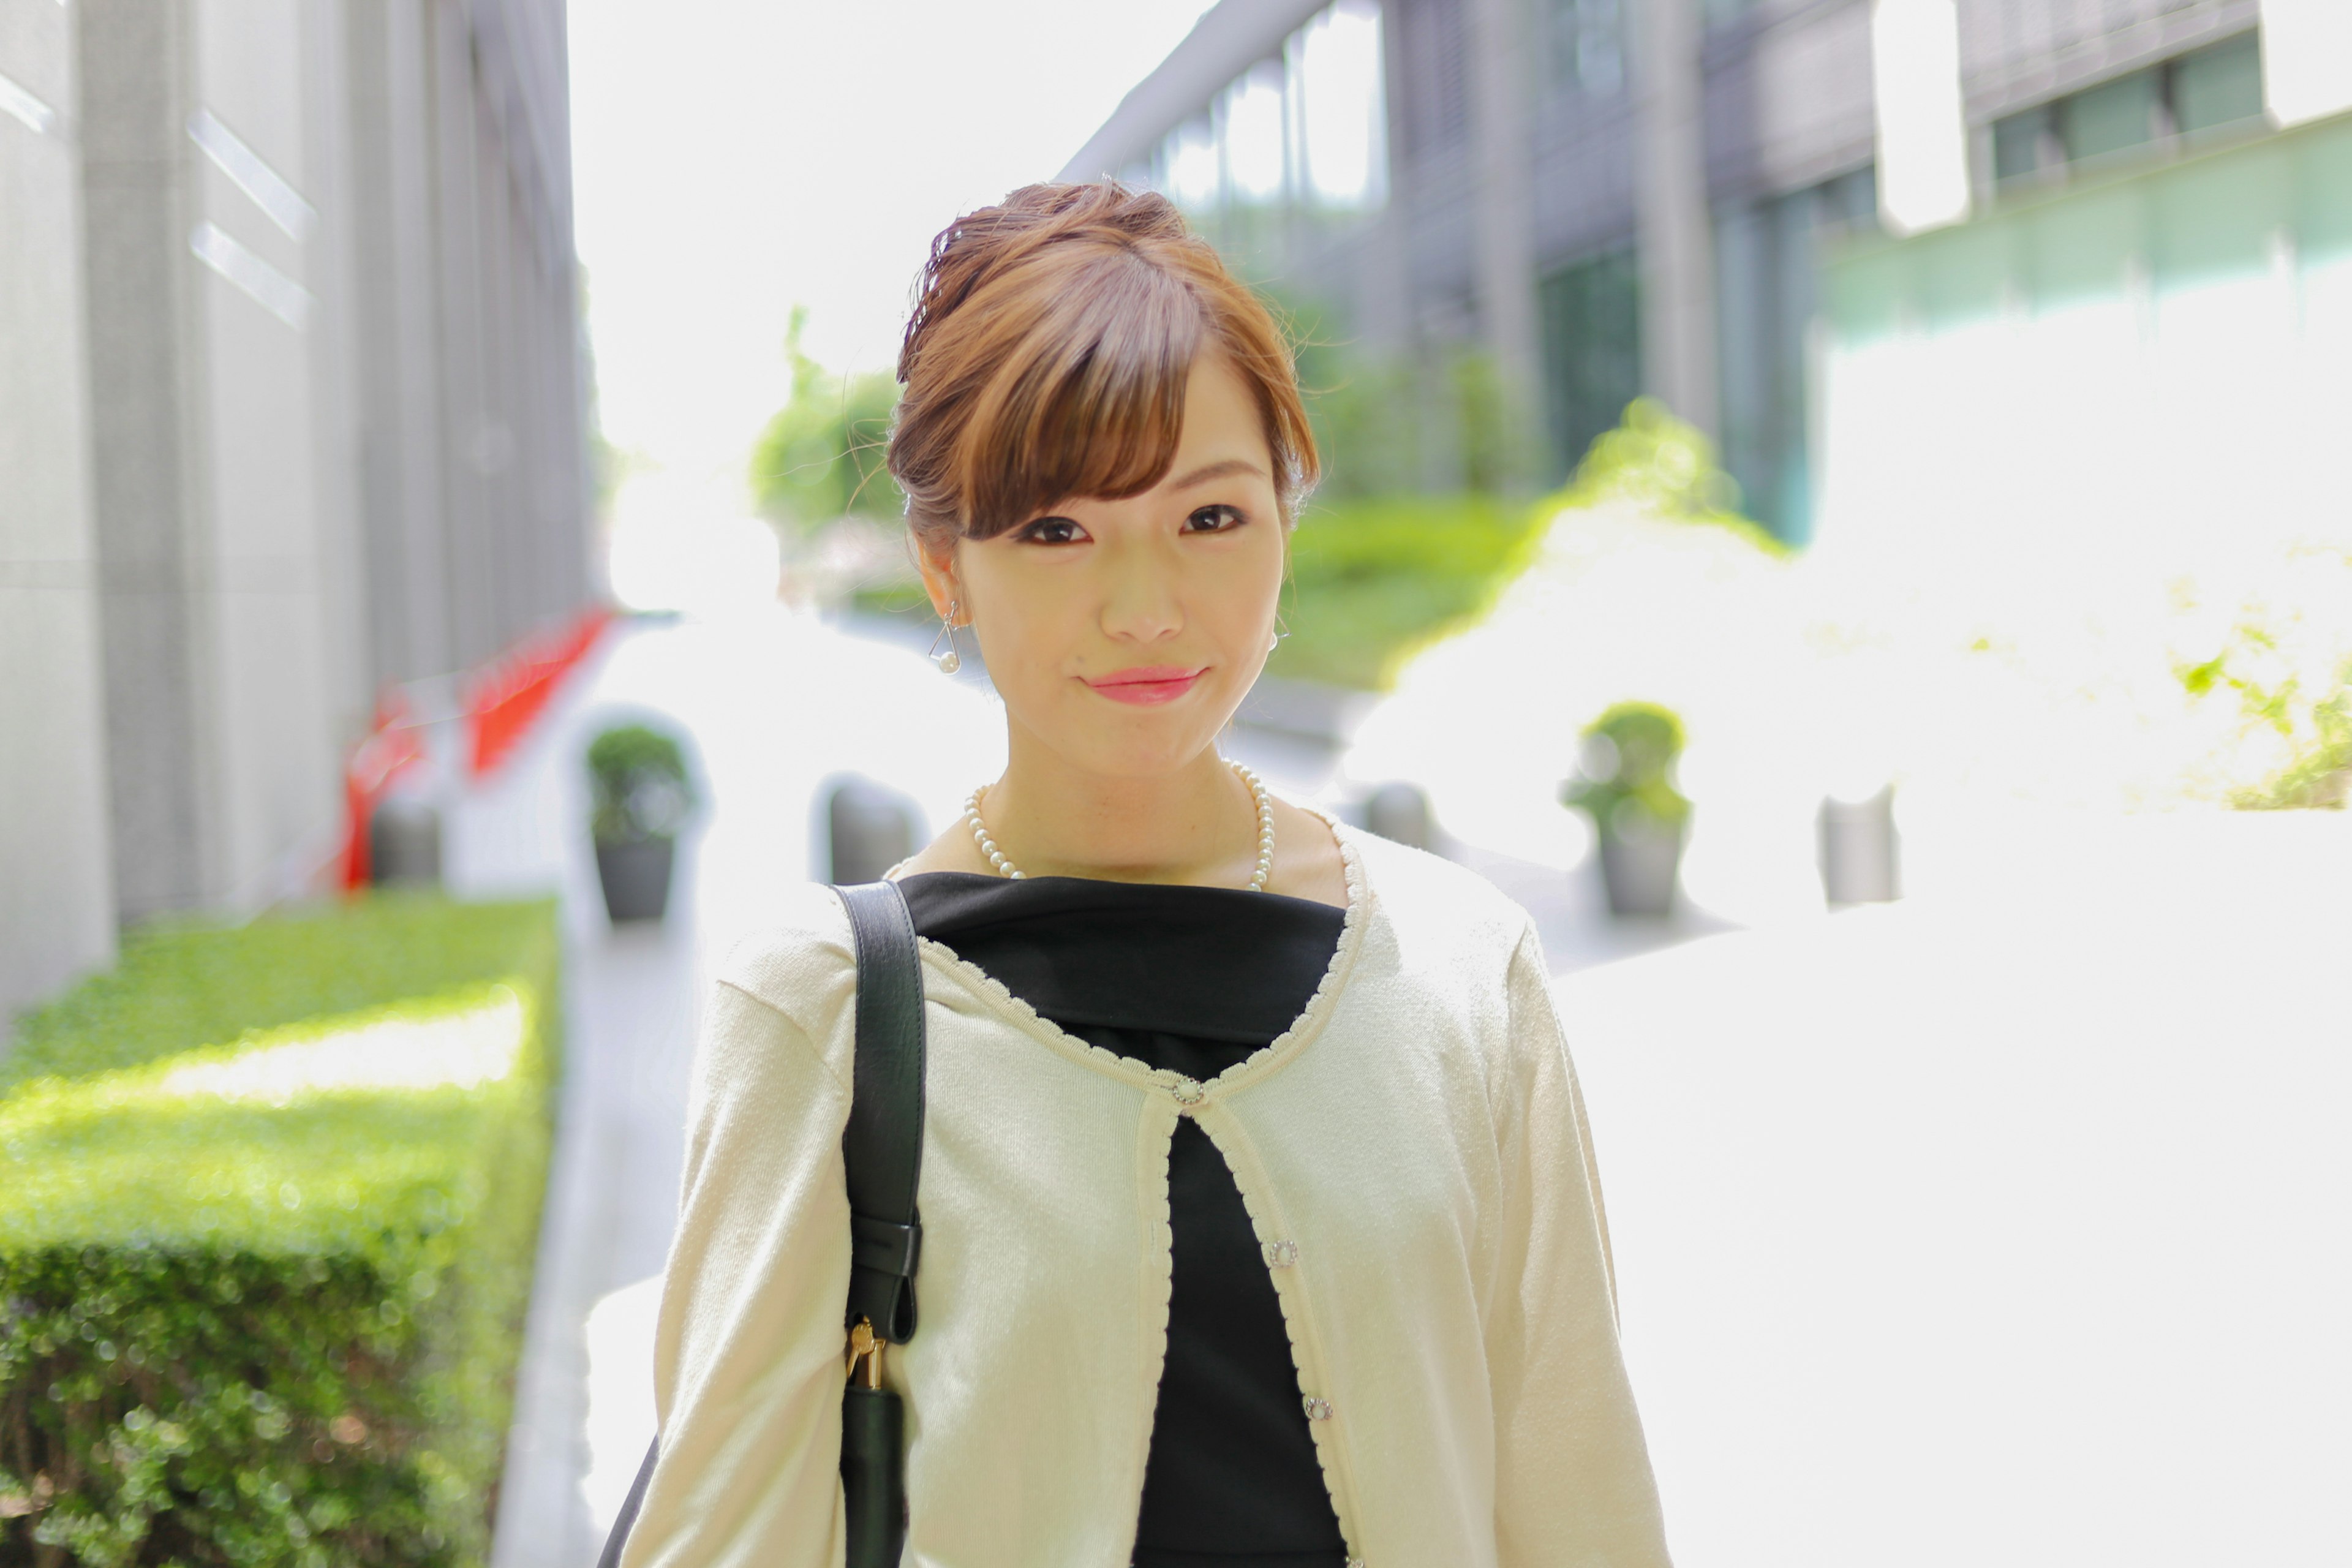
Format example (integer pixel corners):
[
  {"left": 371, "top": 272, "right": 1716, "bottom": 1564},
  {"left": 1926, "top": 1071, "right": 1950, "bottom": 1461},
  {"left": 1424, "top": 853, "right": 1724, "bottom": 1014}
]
[
  {"left": 1262, "top": 1240, "right": 1298, "bottom": 1268},
  {"left": 1301, "top": 1396, "right": 1333, "bottom": 1422},
  {"left": 1169, "top": 1076, "right": 1205, "bottom": 1106}
]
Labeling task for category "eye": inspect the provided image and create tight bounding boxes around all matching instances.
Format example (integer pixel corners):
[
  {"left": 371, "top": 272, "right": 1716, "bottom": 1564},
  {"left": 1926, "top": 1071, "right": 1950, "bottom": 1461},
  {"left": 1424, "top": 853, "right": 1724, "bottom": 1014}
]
[
  {"left": 1184, "top": 503, "right": 1248, "bottom": 533},
  {"left": 1018, "top": 516, "right": 1090, "bottom": 546}
]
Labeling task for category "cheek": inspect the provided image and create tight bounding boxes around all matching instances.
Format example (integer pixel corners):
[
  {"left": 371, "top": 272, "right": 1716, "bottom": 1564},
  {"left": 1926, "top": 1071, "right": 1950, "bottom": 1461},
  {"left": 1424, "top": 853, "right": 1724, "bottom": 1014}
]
[
  {"left": 968, "top": 560, "right": 1082, "bottom": 670},
  {"left": 1207, "top": 532, "right": 1286, "bottom": 639}
]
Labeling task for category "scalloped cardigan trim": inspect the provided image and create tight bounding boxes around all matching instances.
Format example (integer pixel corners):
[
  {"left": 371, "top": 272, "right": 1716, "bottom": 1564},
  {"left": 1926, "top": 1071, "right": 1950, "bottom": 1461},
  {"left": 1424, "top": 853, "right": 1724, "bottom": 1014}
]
[{"left": 620, "top": 822, "right": 1671, "bottom": 1568}]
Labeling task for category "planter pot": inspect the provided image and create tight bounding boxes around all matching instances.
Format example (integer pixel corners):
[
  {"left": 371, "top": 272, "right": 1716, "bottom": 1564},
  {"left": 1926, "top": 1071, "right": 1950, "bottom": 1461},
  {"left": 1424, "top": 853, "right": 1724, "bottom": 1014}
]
[
  {"left": 369, "top": 797, "right": 443, "bottom": 888},
  {"left": 596, "top": 835, "right": 676, "bottom": 924},
  {"left": 1596, "top": 818, "right": 1686, "bottom": 919}
]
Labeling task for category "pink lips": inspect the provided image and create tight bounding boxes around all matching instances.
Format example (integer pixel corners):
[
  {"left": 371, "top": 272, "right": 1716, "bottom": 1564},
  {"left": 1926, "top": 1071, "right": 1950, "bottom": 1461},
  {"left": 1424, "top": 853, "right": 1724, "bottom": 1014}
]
[{"left": 1084, "top": 665, "right": 1205, "bottom": 706}]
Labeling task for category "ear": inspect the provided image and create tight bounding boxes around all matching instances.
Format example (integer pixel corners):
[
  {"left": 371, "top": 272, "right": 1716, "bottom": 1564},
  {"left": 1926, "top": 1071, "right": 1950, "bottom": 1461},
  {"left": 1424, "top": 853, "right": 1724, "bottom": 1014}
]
[{"left": 914, "top": 532, "right": 962, "bottom": 622}]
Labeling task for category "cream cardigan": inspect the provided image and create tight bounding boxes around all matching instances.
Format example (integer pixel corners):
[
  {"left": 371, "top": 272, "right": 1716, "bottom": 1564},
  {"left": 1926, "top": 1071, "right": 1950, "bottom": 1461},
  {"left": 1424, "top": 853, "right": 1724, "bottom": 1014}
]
[{"left": 625, "top": 820, "right": 1670, "bottom": 1568}]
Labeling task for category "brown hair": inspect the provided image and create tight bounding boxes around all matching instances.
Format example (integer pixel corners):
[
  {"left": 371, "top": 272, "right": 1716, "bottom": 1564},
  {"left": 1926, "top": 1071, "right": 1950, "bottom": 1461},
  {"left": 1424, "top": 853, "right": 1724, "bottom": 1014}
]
[{"left": 888, "top": 183, "right": 1319, "bottom": 553}]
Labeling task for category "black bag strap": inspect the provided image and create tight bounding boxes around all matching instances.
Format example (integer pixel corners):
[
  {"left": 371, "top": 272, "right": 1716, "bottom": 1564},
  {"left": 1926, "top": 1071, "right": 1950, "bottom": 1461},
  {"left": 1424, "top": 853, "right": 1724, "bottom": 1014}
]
[
  {"left": 837, "top": 879, "right": 926, "bottom": 1346},
  {"left": 597, "top": 880, "right": 925, "bottom": 1568}
]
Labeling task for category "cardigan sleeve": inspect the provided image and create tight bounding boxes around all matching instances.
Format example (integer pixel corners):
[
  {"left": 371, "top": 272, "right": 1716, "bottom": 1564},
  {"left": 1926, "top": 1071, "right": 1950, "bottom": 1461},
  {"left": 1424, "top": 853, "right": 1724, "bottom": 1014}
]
[
  {"left": 1486, "top": 922, "right": 1673, "bottom": 1566},
  {"left": 619, "top": 974, "right": 854, "bottom": 1568}
]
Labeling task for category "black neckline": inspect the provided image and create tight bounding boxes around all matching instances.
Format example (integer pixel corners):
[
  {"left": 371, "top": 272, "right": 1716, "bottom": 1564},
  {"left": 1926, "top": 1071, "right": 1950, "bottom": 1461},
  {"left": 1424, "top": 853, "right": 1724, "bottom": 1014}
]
[{"left": 895, "top": 873, "right": 1347, "bottom": 1045}]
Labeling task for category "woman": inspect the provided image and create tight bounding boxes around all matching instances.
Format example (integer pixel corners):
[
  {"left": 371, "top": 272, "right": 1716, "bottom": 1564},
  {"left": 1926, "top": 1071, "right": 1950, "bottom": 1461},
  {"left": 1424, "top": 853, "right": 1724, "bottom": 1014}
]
[{"left": 625, "top": 184, "right": 1669, "bottom": 1567}]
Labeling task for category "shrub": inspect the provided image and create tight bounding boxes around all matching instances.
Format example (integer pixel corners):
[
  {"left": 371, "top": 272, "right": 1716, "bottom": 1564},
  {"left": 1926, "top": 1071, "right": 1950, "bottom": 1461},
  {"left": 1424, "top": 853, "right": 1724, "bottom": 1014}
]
[
  {"left": 1270, "top": 494, "right": 1548, "bottom": 690},
  {"left": 1562, "top": 398, "right": 1789, "bottom": 558},
  {"left": 1562, "top": 701, "right": 1692, "bottom": 833},
  {"left": 0, "top": 895, "right": 560, "bottom": 1566},
  {"left": 586, "top": 725, "right": 695, "bottom": 844},
  {"left": 747, "top": 306, "right": 902, "bottom": 537}
]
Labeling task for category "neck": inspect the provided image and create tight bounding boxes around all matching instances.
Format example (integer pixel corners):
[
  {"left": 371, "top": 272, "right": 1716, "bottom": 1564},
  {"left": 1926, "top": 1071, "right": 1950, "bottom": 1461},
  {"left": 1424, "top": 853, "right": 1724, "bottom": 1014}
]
[{"left": 976, "top": 729, "right": 1259, "bottom": 886}]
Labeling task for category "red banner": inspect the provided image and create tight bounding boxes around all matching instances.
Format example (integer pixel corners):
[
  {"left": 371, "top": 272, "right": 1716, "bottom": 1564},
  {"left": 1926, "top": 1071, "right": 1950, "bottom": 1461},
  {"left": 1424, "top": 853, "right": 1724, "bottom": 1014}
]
[
  {"left": 339, "top": 691, "right": 429, "bottom": 891},
  {"left": 465, "top": 605, "right": 616, "bottom": 778},
  {"left": 337, "top": 605, "right": 615, "bottom": 892}
]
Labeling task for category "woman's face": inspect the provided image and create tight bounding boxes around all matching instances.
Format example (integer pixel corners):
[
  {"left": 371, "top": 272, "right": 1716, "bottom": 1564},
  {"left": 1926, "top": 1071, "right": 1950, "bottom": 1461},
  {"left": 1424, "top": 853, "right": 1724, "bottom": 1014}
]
[{"left": 928, "top": 350, "right": 1286, "bottom": 780}]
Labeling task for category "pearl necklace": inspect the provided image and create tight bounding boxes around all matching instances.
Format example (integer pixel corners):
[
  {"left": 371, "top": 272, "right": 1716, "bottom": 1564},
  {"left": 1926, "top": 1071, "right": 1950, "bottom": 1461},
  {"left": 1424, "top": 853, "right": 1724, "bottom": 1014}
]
[{"left": 964, "top": 760, "right": 1276, "bottom": 892}]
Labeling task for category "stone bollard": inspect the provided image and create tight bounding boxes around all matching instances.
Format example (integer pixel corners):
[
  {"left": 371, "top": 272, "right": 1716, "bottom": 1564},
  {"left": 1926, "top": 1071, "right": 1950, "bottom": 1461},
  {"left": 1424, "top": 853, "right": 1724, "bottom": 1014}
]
[
  {"left": 369, "top": 796, "right": 443, "bottom": 888},
  {"left": 829, "top": 778, "right": 921, "bottom": 885},
  {"left": 1362, "top": 782, "right": 1434, "bottom": 851},
  {"left": 1819, "top": 786, "right": 1899, "bottom": 905}
]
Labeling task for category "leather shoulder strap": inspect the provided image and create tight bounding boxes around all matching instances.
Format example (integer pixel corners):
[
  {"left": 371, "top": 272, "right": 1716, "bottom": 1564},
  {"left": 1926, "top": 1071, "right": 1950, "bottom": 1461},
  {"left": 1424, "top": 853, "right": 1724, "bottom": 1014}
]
[{"left": 835, "top": 880, "right": 926, "bottom": 1344}]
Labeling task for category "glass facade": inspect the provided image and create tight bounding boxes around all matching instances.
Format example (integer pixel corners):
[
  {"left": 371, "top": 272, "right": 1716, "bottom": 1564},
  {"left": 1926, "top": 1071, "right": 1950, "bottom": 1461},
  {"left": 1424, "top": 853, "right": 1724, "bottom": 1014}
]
[
  {"left": 1993, "top": 31, "right": 2266, "bottom": 190},
  {"left": 1539, "top": 249, "right": 1642, "bottom": 486},
  {"left": 1142, "top": 0, "right": 1389, "bottom": 221}
]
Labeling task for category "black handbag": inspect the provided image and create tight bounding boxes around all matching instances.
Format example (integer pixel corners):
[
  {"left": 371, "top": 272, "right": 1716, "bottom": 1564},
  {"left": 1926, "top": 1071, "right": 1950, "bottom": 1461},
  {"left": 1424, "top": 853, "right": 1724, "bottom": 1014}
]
[{"left": 598, "top": 880, "right": 927, "bottom": 1568}]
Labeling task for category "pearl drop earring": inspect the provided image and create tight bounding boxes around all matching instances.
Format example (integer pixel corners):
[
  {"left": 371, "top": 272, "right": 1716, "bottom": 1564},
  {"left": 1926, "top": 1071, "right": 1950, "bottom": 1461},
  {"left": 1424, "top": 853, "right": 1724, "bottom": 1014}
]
[{"left": 929, "top": 601, "right": 963, "bottom": 674}]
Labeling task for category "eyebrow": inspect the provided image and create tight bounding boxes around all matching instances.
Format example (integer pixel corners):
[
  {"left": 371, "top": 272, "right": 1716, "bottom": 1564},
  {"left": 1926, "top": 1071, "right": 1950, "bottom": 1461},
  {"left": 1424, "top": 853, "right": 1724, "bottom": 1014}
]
[{"left": 1164, "top": 457, "right": 1267, "bottom": 490}]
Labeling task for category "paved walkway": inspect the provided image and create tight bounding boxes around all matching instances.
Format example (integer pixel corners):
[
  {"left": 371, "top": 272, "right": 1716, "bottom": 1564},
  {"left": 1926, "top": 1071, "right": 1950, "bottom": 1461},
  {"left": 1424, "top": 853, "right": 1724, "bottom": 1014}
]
[
  {"left": 459, "top": 606, "right": 2350, "bottom": 1565},
  {"left": 1564, "top": 809, "right": 2352, "bottom": 1566}
]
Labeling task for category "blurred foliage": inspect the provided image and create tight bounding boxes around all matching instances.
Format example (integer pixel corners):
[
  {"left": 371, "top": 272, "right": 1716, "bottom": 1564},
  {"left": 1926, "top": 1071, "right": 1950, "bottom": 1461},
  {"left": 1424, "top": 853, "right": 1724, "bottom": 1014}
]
[
  {"left": 1562, "top": 701, "right": 1694, "bottom": 831},
  {"left": 1268, "top": 399, "right": 1781, "bottom": 693},
  {"left": 748, "top": 307, "right": 903, "bottom": 537},
  {"left": 586, "top": 723, "right": 696, "bottom": 843},
  {"left": 1286, "top": 295, "right": 1540, "bottom": 499},
  {"left": 2176, "top": 632, "right": 2352, "bottom": 810},
  {"left": 0, "top": 896, "right": 557, "bottom": 1567},
  {"left": 1562, "top": 398, "right": 1789, "bottom": 557},
  {"left": 850, "top": 579, "right": 933, "bottom": 620},
  {"left": 1270, "top": 494, "right": 1548, "bottom": 690}
]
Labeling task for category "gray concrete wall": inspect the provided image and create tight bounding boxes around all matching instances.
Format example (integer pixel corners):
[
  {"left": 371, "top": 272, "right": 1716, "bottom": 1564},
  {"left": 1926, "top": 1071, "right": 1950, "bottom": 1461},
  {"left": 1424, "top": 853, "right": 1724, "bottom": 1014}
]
[
  {"left": 0, "top": 0, "right": 117, "bottom": 1023},
  {"left": 188, "top": 0, "right": 353, "bottom": 908},
  {"left": 76, "top": 0, "right": 349, "bottom": 921},
  {"left": 5, "top": 0, "right": 589, "bottom": 1016}
]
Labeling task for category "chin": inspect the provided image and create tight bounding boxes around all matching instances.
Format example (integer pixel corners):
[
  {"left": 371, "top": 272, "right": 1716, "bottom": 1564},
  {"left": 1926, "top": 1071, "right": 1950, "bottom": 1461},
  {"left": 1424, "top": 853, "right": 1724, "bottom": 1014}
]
[{"left": 1055, "top": 713, "right": 1231, "bottom": 780}]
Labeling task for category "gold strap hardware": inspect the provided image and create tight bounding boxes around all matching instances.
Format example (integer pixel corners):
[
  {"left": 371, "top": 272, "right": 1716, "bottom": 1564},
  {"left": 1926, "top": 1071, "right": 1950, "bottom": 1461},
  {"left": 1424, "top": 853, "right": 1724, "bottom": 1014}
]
[{"left": 846, "top": 1316, "right": 887, "bottom": 1389}]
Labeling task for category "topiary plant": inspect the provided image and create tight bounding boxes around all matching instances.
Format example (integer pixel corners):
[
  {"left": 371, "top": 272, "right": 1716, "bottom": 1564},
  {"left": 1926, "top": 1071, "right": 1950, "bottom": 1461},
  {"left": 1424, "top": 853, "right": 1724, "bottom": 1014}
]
[
  {"left": 1561, "top": 701, "right": 1692, "bottom": 835},
  {"left": 586, "top": 724, "right": 695, "bottom": 845}
]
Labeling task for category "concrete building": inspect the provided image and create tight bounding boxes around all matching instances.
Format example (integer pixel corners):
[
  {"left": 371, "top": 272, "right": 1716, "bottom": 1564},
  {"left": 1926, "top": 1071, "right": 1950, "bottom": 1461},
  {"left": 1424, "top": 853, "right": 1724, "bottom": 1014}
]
[
  {"left": 1063, "top": 0, "right": 2348, "bottom": 545},
  {"left": 1, "top": 0, "right": 594, "bottom": 1023}
]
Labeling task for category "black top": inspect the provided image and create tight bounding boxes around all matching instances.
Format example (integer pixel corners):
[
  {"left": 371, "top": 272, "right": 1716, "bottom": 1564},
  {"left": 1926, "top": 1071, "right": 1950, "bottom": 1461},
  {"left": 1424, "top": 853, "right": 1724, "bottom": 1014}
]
[{"left": 898, "top": 873, "right": 1350, "bottom": 1568}]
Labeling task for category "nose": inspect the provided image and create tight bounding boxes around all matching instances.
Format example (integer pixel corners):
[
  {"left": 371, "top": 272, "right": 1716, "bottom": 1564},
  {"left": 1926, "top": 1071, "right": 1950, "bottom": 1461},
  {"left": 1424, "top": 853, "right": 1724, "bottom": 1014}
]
[{"left": 1097, "top": 535, "right": 1183, "bottom": 646}]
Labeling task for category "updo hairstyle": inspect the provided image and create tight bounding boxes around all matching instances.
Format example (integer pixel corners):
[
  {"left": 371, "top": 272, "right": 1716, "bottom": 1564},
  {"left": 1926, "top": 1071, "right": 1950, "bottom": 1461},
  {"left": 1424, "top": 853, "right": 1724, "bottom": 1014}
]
[{"left": 888, "top": 183, "right": 1320, "bottom": 557}]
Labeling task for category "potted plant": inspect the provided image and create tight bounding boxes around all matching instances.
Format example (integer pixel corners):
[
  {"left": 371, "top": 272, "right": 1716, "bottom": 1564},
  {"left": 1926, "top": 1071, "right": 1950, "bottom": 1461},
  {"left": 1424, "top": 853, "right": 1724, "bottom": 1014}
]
[
  {"left": 1561, "top": 701, "right": 1691, "bottom": 918},
  {"left": 587, "top": 723, "right": 696, "bottom": 923}
]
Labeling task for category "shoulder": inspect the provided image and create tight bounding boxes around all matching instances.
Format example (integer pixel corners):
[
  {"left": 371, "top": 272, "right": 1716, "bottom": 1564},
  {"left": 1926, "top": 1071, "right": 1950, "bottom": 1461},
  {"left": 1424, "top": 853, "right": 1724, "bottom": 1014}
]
[
  {"left": 1338, "top": 820, "right": 1540, "bottom": 970},
  {"left": 706, "top": 881, "right": 860, "bottom": 1076}
]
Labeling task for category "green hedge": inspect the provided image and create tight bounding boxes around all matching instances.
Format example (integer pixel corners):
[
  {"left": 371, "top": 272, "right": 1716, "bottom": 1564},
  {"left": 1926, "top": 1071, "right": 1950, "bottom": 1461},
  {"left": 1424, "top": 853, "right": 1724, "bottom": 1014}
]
[
  {"left": 1269, "top": 493, "right": 1547, "bottom": 690},
  {"left": 0, "top": 895, "right": 561, "bottom": 1567}
]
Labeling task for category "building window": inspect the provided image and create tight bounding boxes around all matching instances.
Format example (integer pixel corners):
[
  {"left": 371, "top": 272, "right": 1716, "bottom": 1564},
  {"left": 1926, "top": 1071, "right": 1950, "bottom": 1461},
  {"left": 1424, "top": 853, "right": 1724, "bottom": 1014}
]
[
  {"left": 1539, "top": 247, "right": 1642, "bottom": 484},
  {"left": 1992, "top": 105, "right": 2057, "bottom": 184},
  {"left": 1712, "top": 167, "right": 1875, "bottom": 545},
  {"left": 2062, "top": 69, "right": 2162, "bottom": 164},
  {"left": 2172, "top": 31, "right": 2264, "bottom": 140},
  {"left": 1149, "top": 0, "right": 1386, "bottom": 216},
  {"left": 1294, "top": 0, "right": 1389, "bottom": 209},
  {"left": 1991, "top": 31, "right": 2266, "bottom": 190},
  {"left": 1542, "top": 0, "right": 1626, "bottom": 99}
]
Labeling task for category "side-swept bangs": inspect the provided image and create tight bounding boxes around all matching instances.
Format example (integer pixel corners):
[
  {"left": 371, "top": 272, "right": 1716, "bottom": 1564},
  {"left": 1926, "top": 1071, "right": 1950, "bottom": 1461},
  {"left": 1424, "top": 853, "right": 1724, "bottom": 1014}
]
[{"left": 889, "top": 184, "right": 1319, "bottom": 550}]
